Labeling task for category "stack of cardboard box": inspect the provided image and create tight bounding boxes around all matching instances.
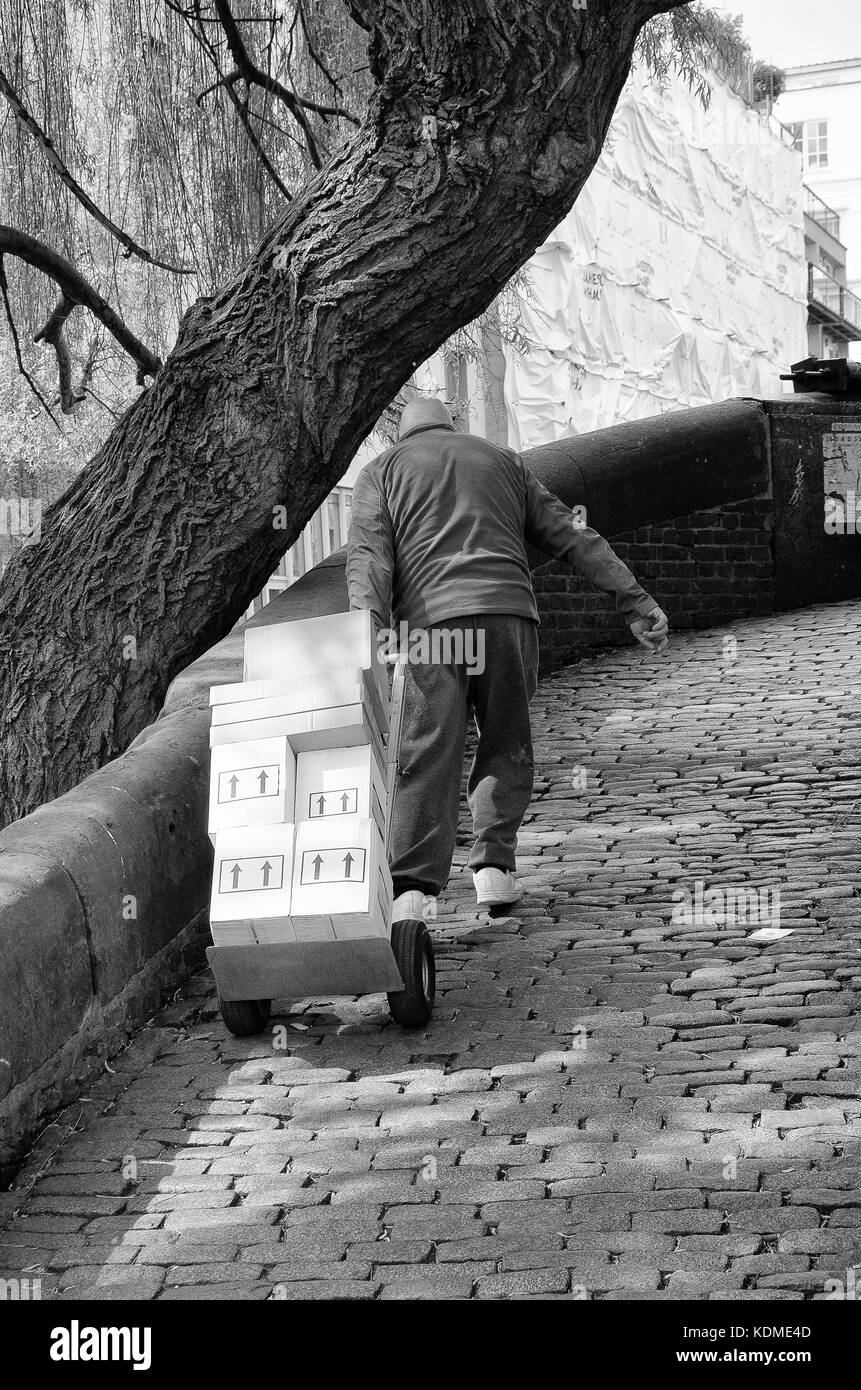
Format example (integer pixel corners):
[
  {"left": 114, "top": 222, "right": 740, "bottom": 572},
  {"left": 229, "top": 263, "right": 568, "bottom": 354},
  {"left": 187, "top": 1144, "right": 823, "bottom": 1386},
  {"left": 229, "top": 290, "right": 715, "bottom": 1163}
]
[{"left": 207, "top": 611, "right": 392, "bottom": 949}]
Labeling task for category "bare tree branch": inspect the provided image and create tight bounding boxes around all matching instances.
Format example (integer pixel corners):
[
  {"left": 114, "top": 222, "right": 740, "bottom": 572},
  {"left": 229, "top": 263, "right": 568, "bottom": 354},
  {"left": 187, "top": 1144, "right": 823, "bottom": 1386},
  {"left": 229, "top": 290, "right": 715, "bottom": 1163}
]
[
  {"left": 188, "top": 36, "right": 295, "bottom": 199},
  {"left": 31, "top": 296, "right": 101, "bottom": 414},
  {"left": 211, "top": 0, "right": 361, "bottom": 165},
  {"left": 0, "top": 226, "right": 162, "bottom": 381},
  {"left": 33, "top": 295, "right": 77, "bottom": 412},
  {"left": 0, "top": 69, "right": 196, "bottom": 277},
  {"left": 0, "top": 256, "right": 62, "bottom": 429},
  {"left": 213, "top": 0, "right": 322, "bottom": 165},
  {"left": 195, "top": 66, "right": 242, "bottom": 104}
]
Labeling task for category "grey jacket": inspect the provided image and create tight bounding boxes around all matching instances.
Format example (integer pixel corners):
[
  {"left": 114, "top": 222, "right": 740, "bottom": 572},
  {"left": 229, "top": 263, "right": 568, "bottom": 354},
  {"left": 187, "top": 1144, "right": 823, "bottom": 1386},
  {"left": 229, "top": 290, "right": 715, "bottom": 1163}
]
[{"left": 345, "top": 422, "right": 657, "bottom": 630}]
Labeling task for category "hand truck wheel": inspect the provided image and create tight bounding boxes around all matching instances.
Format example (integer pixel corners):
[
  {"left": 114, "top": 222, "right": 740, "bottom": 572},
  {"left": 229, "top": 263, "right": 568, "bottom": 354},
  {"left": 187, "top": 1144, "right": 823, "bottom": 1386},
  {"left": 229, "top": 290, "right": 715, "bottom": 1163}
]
[
  {"left": 219, "top": 996, "right": 271, "bottom": 1037},
  {"left": 387, "top": 919, "right": 435, "bottom": 1028}
]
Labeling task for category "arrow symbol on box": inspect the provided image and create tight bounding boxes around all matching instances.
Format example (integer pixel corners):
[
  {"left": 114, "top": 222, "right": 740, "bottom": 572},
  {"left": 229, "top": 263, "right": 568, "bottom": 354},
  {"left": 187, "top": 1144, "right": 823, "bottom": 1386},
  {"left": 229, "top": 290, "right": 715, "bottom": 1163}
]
[
  {"left": 341, "top": 793, "right": 350, "bottom": 811},
  {"left": 258, "top": 770, "right": 269, "bottom": 793},
  {"left": 228, "top": 775, "right": 239, "bottom": 799},
  {"left": 230, "top": 863, "right": 241, "bottom": 888},
  {"left": 343, "top": 852, "right": 354, "bottom": 877},
  {"left": 316, "top": 795, "right": 326, "bottom": 815},
  {"left": 312, "top": 854, "right": 324, "bottom": 881},
  {"left": 261, "top": 860, "right": 273, "bottom": 886}
]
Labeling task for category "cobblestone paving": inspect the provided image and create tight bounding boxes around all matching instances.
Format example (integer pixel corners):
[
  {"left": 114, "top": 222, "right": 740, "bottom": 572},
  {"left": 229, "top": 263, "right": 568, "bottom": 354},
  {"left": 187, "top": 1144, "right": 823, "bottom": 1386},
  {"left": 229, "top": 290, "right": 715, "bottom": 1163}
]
[{"left": 2, "top": 601, "right": 860, "bottom": 1301}]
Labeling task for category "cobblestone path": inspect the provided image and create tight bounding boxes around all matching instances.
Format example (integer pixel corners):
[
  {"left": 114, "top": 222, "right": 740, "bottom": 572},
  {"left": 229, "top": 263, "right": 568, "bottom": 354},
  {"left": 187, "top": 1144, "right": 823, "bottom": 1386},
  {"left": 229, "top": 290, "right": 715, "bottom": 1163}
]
[{"left": 2, "top": 601, "right": 860, "bottom": 1300}]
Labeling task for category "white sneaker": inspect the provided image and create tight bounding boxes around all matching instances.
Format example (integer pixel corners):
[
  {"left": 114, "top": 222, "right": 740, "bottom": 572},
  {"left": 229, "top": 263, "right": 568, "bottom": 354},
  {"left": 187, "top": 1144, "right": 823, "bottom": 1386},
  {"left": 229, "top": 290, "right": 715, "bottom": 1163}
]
[
  {"left": 473, "top": 868, "right": 522, "bottom": 908},
  {"left": 392, "top": 891, "right": 438, "bottom": 923}
]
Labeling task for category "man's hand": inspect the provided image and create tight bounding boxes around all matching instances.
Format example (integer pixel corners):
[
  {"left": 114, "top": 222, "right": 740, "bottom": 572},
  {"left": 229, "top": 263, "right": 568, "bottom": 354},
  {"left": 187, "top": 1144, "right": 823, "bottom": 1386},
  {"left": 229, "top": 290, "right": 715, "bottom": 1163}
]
[{"left": 630, "top": 606, "right": 669, "bottom": 654}]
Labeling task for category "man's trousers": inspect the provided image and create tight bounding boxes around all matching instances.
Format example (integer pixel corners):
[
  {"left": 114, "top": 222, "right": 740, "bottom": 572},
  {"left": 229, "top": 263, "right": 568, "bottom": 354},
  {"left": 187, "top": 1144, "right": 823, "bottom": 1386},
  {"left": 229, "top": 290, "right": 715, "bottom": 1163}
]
[{"left": 389, "top": 614, "right": 539, "bottom": 898}]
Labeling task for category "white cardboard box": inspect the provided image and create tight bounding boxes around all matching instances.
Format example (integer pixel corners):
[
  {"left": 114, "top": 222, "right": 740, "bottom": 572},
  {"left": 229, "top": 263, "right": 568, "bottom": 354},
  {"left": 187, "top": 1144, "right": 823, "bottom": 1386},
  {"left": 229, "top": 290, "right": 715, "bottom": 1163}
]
[
  {"left": 292, "top": 696, "right": 387, "bottom": 768},
  {"left": 295, "top": 745, "right": 386, "bottom": 835},
  {"left": 290, "top": 815, "right": 391, "bottom": 940},
  {"left": 243, "top": 609, "right": 385, "bottom": 687},
  {"left": 209, "top": 710, "right": 313, "bottom": 750},
  {"left": 210, "top": 694, "right": 387, "bottom": 775},
  {"left": 207, "top": 737, "right": 296, "bottom": 839},
  {"left": 210, "top": 665, "right": 389, "bottom": 735},
  {"left": 211, "top": 669, "right": 388, "bottom": 744},
  {"left": 209, "top": 824, "right": 296, "bottom": 942}
]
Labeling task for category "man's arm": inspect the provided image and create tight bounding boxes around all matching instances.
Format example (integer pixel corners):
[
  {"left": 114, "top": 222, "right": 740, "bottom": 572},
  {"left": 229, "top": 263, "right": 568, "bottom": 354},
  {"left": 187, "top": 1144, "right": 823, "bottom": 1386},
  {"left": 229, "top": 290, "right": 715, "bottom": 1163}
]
[
  {"left": 345, "top": 461, "right": 395, "bottom": 632},
  {"left": 521, "top": 462, "right": 660, "bottom": 626}
]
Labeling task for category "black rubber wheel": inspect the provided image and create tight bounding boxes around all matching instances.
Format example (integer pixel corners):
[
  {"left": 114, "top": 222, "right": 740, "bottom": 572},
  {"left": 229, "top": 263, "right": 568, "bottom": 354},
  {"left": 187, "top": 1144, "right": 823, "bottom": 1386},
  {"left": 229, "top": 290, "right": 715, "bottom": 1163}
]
[
  {"left": 387, "top": 919, "right": 435, "bottom": 1028},
  {"left": 219, "top": 996, "right": 271, "bottom": 1037}
]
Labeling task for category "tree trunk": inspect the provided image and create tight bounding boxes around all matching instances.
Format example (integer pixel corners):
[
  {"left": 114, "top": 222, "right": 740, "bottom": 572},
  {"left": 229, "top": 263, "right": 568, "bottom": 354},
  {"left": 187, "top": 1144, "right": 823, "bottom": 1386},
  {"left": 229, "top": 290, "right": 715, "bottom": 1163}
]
[{"left": 0, "top": 0, "right": 685, "bottom": 824}]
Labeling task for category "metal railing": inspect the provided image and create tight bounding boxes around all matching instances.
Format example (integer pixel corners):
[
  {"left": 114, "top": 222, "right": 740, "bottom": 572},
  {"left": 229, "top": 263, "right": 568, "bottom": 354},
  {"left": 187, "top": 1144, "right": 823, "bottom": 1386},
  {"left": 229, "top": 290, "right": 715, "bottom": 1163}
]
[
  {"left": 804, "top": 184, "right": 842, "bottom": 241},
  {"left": 808, "top": 263, "right": 861, "bottom": 332}
]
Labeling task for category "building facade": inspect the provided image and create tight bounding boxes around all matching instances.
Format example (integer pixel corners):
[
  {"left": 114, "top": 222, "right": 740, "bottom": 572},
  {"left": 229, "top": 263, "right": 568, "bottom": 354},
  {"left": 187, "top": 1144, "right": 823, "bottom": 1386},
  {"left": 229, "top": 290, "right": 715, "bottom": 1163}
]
[
  {"left": 774, "top": 58, "right": 861, "bottom": 358},
  {"left": 503, "top": 61, "right": 806, "bottom": 448}
]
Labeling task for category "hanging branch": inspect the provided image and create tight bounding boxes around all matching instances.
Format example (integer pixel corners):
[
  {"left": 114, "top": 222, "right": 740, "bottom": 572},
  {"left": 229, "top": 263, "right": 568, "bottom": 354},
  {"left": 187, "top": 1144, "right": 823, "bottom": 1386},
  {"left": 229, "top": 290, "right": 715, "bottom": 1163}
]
[
  {"left": 0, "top": 68, "right": 195, "bottom": 276},
  {"left": 0, "top": 226, "right": 162, "bottom": 383},
  {"left": 212, "top": 0, "right": 322, "bottom": 164},
  {"left": 211, "top": 0, "right": 359, "bottom": 168},
  {"left": 190, "top": 40, "right": 295, "bottom": 199},
  {"left": 0, "top": 256, "right": 63, "bottom": 430}
]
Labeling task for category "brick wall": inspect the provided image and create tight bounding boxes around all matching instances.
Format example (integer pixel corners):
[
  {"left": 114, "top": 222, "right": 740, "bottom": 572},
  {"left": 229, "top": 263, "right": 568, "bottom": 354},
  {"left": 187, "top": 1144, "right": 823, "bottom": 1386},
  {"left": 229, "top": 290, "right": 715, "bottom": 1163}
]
[{"left": 533, "top": 495, "right": 775, "bottom": 673}]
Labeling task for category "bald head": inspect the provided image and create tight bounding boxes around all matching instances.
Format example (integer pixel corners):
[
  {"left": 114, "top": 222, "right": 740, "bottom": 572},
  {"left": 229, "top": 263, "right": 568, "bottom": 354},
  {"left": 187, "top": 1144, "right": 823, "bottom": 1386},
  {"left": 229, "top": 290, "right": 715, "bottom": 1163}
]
[{"left": 398, "top": 396, "right": 454, "bottom": 439}]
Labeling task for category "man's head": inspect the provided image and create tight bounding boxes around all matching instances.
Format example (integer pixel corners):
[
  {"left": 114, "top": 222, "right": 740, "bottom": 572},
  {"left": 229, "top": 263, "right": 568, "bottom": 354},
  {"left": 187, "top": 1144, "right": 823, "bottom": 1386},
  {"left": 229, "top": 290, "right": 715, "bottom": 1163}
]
[{"left": 398, "top": 396, "right": 454, "bottom": 439}]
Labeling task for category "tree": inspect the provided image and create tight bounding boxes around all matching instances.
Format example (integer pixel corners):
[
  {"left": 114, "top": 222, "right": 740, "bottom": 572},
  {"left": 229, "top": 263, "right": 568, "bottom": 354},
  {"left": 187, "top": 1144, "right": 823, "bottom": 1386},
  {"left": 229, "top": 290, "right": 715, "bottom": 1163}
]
[
  {"left": 0, "top": 0, "right": 692, "bottom": 825},
  {"left": 752, "top": 62, "right": 785, "bottom": 106}
]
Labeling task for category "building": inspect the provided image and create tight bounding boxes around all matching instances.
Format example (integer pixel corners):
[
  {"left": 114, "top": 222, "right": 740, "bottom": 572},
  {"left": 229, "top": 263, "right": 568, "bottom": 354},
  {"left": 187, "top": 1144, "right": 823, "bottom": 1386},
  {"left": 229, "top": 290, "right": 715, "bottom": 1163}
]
[
  {"left": 503, "top": 60, "right": 806, "bottom": 448},
  {"left": 254, "top": 54, "right": 809, "bottom": 608},
  {"left": 774, "top": 58, "right": 861, "bottom": 358}
]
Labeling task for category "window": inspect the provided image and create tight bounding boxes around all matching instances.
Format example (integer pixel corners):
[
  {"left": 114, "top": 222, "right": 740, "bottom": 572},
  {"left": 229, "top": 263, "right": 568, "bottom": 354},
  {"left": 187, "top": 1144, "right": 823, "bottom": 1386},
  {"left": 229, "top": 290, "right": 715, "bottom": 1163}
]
[{"left": 788, "top": 119, "right": 829, "bottom": 169}]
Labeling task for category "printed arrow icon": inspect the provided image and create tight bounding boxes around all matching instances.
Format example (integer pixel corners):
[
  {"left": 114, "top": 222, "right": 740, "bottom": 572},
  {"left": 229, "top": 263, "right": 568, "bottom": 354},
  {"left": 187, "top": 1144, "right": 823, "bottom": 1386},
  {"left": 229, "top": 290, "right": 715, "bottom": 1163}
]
[
  {"left": 312, "top": 854, "right": 324, "bottom": 881},
  {"left": 261, "top": 860, "right": 273, "bottom": 886},
  {"left": 230, "top": 863, "right": 241, "bottom": 888},
  {"left": 228, "top": 775, "right": 239, "bottom": 799},
  {"left": 340, "top": 793, "right": 350, "bottom": 811},
  {"left": 343, "top": 852, "right": 354, "bottom": 877},
  {"left": 316, "top": 795, "right": 326, "bottom": 815},
  {"left": 258, "top": 770, "right": 269, "bottom": 793}
]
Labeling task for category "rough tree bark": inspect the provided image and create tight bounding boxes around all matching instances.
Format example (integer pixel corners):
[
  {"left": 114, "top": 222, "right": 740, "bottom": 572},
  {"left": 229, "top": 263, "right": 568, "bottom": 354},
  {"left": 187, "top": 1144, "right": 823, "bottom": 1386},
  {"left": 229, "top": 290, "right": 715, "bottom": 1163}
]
[{"left": 0, "top": 0, "right": 688, "bottom": 824}]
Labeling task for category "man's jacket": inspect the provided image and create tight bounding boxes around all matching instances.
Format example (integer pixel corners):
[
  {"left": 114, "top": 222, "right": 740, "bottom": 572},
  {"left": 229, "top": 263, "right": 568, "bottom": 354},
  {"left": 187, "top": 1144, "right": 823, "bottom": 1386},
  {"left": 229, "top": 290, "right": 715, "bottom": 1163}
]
[{"left": 345, "top": 421, "right": 657, "bottom": 631}]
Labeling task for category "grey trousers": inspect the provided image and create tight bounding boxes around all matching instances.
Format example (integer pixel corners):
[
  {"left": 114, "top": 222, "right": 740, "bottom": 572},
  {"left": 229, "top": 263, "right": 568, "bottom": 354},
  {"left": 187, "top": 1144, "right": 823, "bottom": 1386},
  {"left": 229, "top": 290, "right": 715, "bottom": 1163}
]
[{"left": 389, "top": 614, "right": 539, "bottom": 898}]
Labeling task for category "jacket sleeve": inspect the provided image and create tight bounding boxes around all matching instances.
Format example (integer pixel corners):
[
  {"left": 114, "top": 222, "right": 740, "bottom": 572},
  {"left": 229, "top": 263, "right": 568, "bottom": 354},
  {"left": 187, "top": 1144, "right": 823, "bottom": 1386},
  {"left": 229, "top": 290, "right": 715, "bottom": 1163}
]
[
  {"left": 521, "top": 462, "right": 657, "bottom": 624},
  {"left": 345, "top": 461, "right": 395, "bottom": 632}
]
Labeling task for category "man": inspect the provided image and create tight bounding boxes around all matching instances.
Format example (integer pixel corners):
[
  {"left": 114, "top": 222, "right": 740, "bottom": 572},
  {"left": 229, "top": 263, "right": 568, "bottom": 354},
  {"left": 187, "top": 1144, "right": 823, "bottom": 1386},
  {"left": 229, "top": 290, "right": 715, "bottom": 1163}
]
[{"left": 346, "top": 396, "right": 668, "bottom": 925}]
